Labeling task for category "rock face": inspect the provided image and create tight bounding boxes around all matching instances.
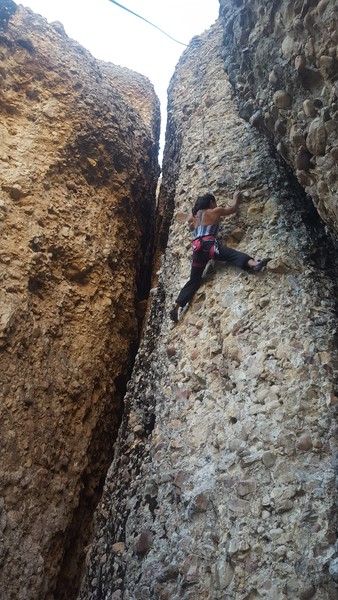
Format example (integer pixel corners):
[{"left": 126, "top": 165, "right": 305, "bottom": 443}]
[
  {"left": 80, "top": 23, "right": 338, "bottom": 600},
  {"left": 0, "top": 2, "right": 159, "bottom": 599},
  {"left": 219, "top": 0, "right": 338, "bottom": 236}
]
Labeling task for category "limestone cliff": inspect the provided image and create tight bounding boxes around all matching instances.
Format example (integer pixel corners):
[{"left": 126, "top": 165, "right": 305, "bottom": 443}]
[
  {"left": 80, "top": 21, "right": 338, "bottom": 600},
  {"left": 219, "top": 0, "right": 338, "bottom": 236},
  {"left": 0, "top": 1, "right": 159, "bottom": 598}
]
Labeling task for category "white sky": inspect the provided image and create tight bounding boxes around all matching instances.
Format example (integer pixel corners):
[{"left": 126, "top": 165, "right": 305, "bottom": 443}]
[{"left": 18, "top": 0, "right": 220, "bottom": 154}]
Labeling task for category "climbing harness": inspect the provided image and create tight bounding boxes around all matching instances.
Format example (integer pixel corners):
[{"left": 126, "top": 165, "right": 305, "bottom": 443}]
[
  {"left": 191, "top": 236, "right": 218, "bottom": 267},
  {"left": 107, "top": 0, "right": 188, "bottom": 46},
  {"left": 192, "top": 235, "right": 217, "bottom": 255},
  {"left": 191, "top": 210, "right": 218, "bottom": 267}
]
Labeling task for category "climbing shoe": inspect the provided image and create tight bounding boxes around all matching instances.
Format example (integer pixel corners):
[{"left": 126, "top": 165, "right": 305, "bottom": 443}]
[
  {"left": 170, "top": 305, "right": 179, "bottom": 323},
  {"left": 252, "top": 258, "right": 272, "bottom": 272}
]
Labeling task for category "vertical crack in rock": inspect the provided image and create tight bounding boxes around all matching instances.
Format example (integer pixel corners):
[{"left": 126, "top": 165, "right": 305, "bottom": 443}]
[{"left": 80, "top": 20, "right": 338, "bottom": 600}]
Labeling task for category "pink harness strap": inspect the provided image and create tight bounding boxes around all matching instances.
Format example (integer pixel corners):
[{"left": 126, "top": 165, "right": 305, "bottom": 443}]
[{"left": 192, "top": 236, "right": 216, "bottom": 267}]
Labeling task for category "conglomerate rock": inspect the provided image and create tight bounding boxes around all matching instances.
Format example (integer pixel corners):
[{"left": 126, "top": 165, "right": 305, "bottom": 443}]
[
  {"left": 219, "top": 0, "right": 338, "bottom": 236},
  {"left": 80, "top": 23, "right": 338, "bottom": 600},
  {"left": 0, "top": 2, "right": 159, "bottom": 598}
]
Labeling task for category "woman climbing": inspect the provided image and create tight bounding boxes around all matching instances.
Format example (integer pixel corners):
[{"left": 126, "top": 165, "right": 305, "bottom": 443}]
[{"left": 170, "top": 191, "right": 271, "bottom": 322}]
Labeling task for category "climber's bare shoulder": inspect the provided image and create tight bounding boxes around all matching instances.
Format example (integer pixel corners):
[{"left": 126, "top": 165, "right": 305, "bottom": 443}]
[{"left": 203, "top": 205, "right": 237, "bottom": 223}]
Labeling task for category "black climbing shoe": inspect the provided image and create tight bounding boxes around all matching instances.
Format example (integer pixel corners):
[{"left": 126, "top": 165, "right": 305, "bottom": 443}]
[
  {"left": 252, "top": 258, "right": 272, "bottom": 272},
  {"left": 170, "top": 306, "right": 179, "bottom": 323}
]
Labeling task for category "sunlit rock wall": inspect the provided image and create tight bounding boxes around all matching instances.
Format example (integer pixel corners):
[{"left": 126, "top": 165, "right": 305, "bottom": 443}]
[
  {"left": 80, "top": 23, "right": 338, "bottom": 600},
  {"left": 219, "top": 0, "right": 338, "bottom": 236},
  {"left": 0, "top": 2, "right": 159, "bottom": 598}
]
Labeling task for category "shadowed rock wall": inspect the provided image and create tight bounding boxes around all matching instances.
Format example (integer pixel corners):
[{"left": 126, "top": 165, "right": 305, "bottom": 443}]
[
  {"left": 219, "top": 0, "right": 338, "bottom": 236},
  {"left": 80, "top": 23, "right": 338, "bottom": 600},
  {"left": 0, "top": 2, "right": 159, "bottom": 598}
]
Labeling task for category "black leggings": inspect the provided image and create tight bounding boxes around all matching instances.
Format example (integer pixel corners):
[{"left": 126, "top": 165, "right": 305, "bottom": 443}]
[{"left": 176, "top": 241, "right": 252, "bottom": 308}]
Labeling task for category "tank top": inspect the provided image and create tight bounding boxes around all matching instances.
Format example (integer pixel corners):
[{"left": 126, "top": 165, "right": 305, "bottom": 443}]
[{"left": 193, "top": 210, "right": 219, "bottom": 239}]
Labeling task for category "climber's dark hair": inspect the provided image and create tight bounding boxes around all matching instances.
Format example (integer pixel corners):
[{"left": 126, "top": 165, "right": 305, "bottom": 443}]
[{"left": 192, "top": 193, "right": 216, "bottom": 216}]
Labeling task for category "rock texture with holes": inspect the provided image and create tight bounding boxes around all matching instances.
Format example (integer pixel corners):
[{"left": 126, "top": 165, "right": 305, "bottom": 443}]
[
  {"left": 219, "top": 0, "right": 338, "bottom": 236},
  {"left": 80, "top": 23, "right": 338, "bottom": 600},
  {"left": 0, "top": 2, "right": 159, "bottom": 599}
]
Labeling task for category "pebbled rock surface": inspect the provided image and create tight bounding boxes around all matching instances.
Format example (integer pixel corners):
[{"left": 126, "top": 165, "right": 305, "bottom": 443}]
[
  {"left": 80, "top": 24, "right": 338, "bottom": 600},
  {"left": 219, "top": 0, "right": 338, "bottom": 236},
  {"left": 0, "top": 2, "right": 159, "bottom": 599}
]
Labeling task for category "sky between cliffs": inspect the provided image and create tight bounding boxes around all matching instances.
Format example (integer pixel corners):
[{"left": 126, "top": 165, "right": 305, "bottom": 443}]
[{"left": 19, "top": 0, "right": 220, "bottom": 157}]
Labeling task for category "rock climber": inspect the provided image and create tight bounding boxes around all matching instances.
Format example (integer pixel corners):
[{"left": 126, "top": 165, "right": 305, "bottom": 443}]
[{"left": 170, "top": 191, "right": 271, "bottom": 323}]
